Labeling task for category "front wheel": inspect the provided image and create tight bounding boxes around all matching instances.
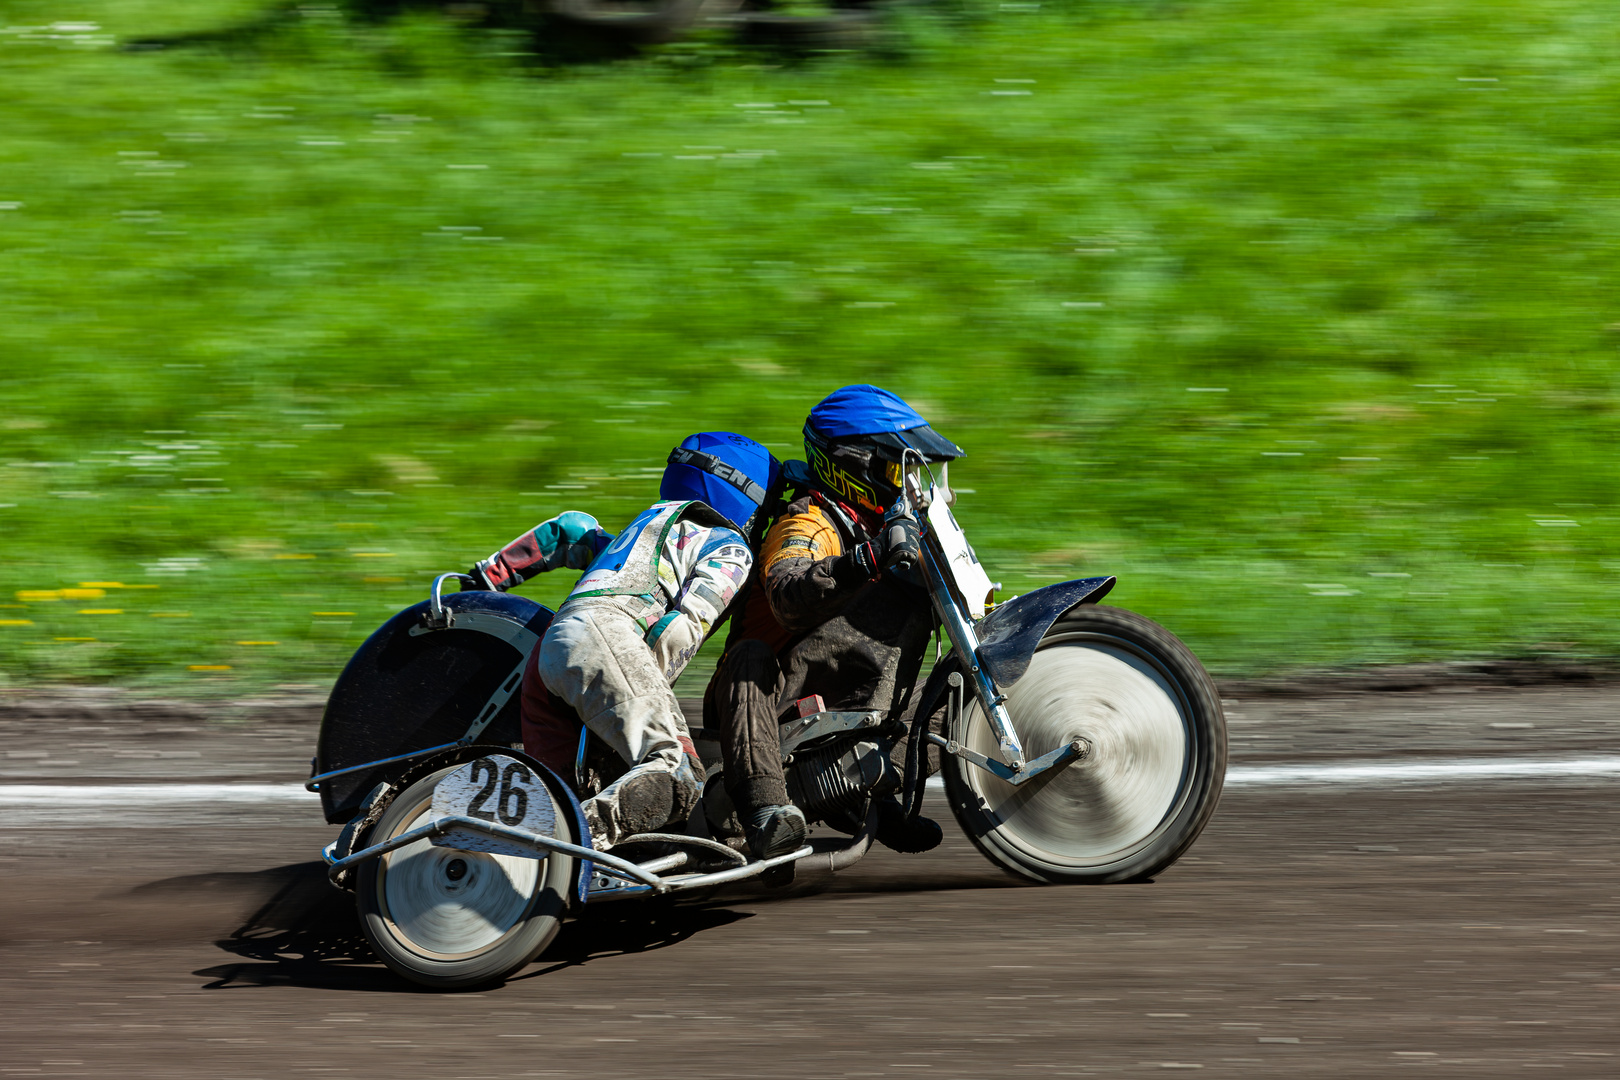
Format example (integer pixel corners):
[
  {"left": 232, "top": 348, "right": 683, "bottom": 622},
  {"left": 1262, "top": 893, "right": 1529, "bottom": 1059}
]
[
  {"left": 355, "top": 765, "right": 575, "bottom": 989},
  {"left": 942, "top": 605, "right": 1226, "bottom": 885}
]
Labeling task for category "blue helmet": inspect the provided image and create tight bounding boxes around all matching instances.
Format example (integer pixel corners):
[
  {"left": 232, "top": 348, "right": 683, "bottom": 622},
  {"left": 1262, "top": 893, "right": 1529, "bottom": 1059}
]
[
  {"left": 662, "top": 431, "right": 783, "bottom": 535},
  {"left": 803, "top": 385, "right": 963, "bottom": 516}
]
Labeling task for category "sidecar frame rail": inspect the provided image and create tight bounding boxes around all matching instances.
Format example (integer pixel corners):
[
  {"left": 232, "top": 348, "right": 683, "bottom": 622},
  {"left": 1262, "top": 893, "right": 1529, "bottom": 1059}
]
[
  {"left": 306, "top": 738, "right": 471, "bottom": 793},
  {"left": 324, "top": 812, "right": 661, "bottom": 886},
  {"left": 325, "top": 813, "right": 819, "bottom": 898},
  {"left": 585, "top": 845, "right": 816, "bottom": 902}
]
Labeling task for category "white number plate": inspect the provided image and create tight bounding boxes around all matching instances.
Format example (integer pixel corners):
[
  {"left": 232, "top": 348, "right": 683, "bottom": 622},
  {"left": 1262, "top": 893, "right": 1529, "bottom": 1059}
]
[
  {"left": 430, "top": 755, "right": 559, "bottom": 860},
  {"left": 926, "top": 484, "right": 995, "bottom": 619}
]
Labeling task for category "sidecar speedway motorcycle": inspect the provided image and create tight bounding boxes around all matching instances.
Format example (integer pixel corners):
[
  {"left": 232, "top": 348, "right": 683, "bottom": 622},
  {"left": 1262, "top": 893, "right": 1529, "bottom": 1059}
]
[{"left": 312, "top": 467, "right": 1227, "bottom": 989}]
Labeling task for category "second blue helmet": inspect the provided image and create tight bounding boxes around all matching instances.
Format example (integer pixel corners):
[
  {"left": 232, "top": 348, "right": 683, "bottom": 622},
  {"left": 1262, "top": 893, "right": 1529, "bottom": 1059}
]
[{"left": 661, "top": 431, "right": 783, "bottom": 536}]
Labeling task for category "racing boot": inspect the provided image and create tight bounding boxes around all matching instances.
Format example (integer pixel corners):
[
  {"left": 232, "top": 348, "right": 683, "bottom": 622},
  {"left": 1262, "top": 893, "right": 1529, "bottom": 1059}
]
[
  {"left": 744, "top": 804, "right": 808, "bottom": 887},
  {"left": 745, "top": 804, "right": 808, "bottom": 861},
  {"left": 583, "top": 755, "right": 704, "bottom": 849},
  {"left": 874, "top": 795, "right": 942, "bottom": 854}
]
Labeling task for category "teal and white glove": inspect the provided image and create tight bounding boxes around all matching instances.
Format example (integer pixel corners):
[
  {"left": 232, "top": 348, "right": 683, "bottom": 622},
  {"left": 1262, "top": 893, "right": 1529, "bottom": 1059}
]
[{"left": 469, "top": 511, "right": 614, "bottom": 591}]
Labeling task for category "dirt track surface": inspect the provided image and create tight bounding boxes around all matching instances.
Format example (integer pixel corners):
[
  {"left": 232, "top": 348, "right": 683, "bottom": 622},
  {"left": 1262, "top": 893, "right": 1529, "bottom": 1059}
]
[{"left": 2, "top": 682, "right": 1619, "bottom": 1078}]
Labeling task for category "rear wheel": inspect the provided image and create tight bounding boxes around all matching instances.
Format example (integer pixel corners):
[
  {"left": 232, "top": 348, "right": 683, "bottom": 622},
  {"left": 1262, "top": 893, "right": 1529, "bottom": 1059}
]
[
  {"left": 942, "top": 605, "right": 1226, "bottom": 884},
  {"left": 356, "top": 765, "right": 574, "bottom": 989}
]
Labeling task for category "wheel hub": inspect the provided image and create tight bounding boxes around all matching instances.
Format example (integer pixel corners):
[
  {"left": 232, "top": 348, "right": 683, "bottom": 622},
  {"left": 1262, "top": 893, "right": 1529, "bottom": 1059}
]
[
  {"left": 380, "top": 807, "right": 541, "bottom": 957},
  {"left": 965, "top": 639, "right": 1190, "bottom": 862}
]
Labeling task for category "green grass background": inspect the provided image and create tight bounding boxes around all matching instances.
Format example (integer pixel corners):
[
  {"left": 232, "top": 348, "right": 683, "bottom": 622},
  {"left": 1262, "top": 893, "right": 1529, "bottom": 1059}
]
[{"left": 2, "top": 0, "right": 1618, "bottom": 692}]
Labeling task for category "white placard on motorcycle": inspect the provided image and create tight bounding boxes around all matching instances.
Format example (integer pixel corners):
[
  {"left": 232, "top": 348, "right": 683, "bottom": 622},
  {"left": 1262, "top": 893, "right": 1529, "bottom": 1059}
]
[
  {"left": 430, "top": 755, "right": 558, "bottom": 860},
  {"left": 925, "top": 484, "right": 995, "bottom": 618}
]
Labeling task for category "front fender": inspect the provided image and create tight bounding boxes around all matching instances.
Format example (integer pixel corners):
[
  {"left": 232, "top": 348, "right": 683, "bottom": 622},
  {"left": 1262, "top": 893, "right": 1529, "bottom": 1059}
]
[
  {"left": 909, "top": 576, "right": 1116, "bottom": 731},
  {"left": 976, "top": 575, "right": 1115, "bottom": 687}
]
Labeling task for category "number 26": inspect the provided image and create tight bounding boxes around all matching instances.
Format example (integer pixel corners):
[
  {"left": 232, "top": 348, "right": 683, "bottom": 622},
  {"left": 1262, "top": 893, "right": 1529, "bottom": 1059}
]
[{"left": 466, "top": 757, "right": 532, "bottom": 827}]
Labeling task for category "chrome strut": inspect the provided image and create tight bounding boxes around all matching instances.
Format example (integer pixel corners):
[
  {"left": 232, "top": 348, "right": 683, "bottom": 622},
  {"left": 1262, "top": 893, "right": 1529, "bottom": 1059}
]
[{"left": 919, "top": 539, "right": 1025, "bottom": 771}]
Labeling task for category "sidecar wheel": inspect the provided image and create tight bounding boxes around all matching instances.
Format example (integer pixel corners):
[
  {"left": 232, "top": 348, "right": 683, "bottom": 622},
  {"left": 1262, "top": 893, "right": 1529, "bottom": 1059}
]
[
  {"left": 942, "top": 605, "right": 1226, "bottom": 885},
  {"left": 356, "top": 766, "right": 574, "bottom": 989}
]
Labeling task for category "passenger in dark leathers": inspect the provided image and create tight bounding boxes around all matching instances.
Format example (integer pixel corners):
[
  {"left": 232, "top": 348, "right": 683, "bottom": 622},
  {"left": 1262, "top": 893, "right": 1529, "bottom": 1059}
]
[{"left": 703, "top": 385, "right": 965, "bottom": 862}]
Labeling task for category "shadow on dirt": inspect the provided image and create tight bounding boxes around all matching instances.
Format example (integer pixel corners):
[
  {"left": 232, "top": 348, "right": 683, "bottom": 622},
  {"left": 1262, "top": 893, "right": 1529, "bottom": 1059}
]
[
  {"left": 163, "top": 853, "right": 1022, "bottom": 991},
  {"left": 512, "top": 903, "right": 755, "bottom": 981},
  {"left": 175, "top": 862, "right": 400, "bottom": 991},
  {"left": 179, "top": 861, "right": 757, "bottom": 991}
]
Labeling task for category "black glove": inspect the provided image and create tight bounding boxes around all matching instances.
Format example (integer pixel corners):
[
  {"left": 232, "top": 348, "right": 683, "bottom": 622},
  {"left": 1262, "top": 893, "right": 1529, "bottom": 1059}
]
[
  {"left": 466, "top": 557, "right": 508, "bottom": 592},
  {"left": 833, "top": 539, "right": 883, "bottom": 586},
  {"left": 832, "top": 515, "right": 921, "bottom": 588},
  {"left": 880, "top": 510, "right": 921, "bottom": 577}
]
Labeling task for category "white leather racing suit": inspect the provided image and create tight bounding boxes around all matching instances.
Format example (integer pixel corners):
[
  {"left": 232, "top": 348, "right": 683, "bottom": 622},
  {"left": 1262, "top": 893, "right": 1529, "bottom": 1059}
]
[{"left": 535, "top": 501, "right": 751, "bottom": 848}]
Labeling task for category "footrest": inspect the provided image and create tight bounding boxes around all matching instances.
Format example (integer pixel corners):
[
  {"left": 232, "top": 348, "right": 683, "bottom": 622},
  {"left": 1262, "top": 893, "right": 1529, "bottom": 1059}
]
[
  {"left": 587, "top": 844, "right": 815, "bottom": 902},
  {"left": 614, "top": 832, "right": 748, "bottom": 869}
]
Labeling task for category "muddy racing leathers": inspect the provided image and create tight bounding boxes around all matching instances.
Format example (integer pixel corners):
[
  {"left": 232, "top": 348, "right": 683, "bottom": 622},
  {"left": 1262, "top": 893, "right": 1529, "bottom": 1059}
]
[
  {"left": 475, "top": 433, "right": 779, "bottom": 850},
  {"left": 538, "top": 501, "right": 751, "bottom": 849},
  {"left": 705, "top": 492, "right": 933, "bottom": 826},
  {"left": 704, "top": 385, "right": 964, "bottom": 857}
]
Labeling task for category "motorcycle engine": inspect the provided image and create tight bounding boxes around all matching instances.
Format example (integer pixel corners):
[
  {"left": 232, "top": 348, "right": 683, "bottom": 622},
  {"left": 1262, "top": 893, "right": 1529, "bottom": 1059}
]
[{"left": 786, "top": 738, "right": 900, "bottom": 825}]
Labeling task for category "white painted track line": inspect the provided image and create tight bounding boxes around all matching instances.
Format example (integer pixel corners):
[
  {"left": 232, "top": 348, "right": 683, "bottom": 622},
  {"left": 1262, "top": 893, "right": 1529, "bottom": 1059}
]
[
  {"left": 1, "top": 755, "right": 1617, "bottom": 827},
  {"left": 1227, "top": 755, "right": 1620, "bottom": 786},
  {"left": 0, "top": 783, "right": 317, "bottom": 827},
  {"left": 0, "top": 783, "right": 314, "bottom": 805},
  {"left": 921, "top": 755, "right": 1620, "bottom": 790}
]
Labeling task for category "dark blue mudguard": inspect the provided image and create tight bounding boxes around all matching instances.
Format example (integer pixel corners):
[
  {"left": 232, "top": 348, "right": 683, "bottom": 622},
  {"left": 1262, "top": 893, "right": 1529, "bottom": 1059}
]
[
  {"left": 976, "top": 576, "right": 1116, "bottom": 688},
  {"left": 315, "top": 589, "right": 555, "bottom": 823},
  {"left": 909, "top": 576, "right": 1116, "bottom": 737},
  {"left": 899, "top": 576, "right": 1114, "bottom": 817}
]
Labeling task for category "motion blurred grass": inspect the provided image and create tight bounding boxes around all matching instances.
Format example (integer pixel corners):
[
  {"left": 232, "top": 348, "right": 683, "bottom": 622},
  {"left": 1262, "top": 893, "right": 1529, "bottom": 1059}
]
[{"left": 2, "top": 0, "right": 1619, "bottom": 692}]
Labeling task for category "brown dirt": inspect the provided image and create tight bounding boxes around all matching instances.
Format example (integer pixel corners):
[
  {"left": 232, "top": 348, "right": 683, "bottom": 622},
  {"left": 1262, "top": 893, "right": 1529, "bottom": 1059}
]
[{"left": 1, "top": 682, "right": 1618, "bottom": 1077}]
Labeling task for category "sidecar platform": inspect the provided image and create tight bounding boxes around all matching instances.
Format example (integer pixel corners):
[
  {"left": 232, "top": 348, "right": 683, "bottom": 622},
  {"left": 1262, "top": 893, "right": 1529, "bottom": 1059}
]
[
  {"left": 325, "top": 801, "right": 882, "bottom": 904},
  {"left": 328, "top": 815, "right": 811, "bottom": 900}
]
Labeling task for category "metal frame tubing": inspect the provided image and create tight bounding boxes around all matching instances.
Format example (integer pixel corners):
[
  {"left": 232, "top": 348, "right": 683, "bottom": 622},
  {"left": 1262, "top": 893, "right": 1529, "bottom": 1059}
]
[
  {"left": 586, "top": 845, "right": 817, "bottom": 902},
  {"left": 935, "top": 672, "right": 1086, "bottom": 787},
  {"left": 325, "top": 813, "right": 669, "bottom": 891},
  {"left": 801, "top": 802, "right": 881, "bottom": 874},
  {"left": 305, "top": 740, "right": 469, "bottom": 793},
  {"left": 329, "top": 814, "right": 828, "bottom": 899},
  {"left": 926, "top": 731, "right": 1085, "bottom": 786}
]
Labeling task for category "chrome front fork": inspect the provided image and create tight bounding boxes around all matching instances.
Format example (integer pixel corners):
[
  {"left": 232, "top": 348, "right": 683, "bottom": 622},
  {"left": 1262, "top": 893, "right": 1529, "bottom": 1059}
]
[{"left": 919, "top": 539, "right": 1026, "bottom": 772}]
